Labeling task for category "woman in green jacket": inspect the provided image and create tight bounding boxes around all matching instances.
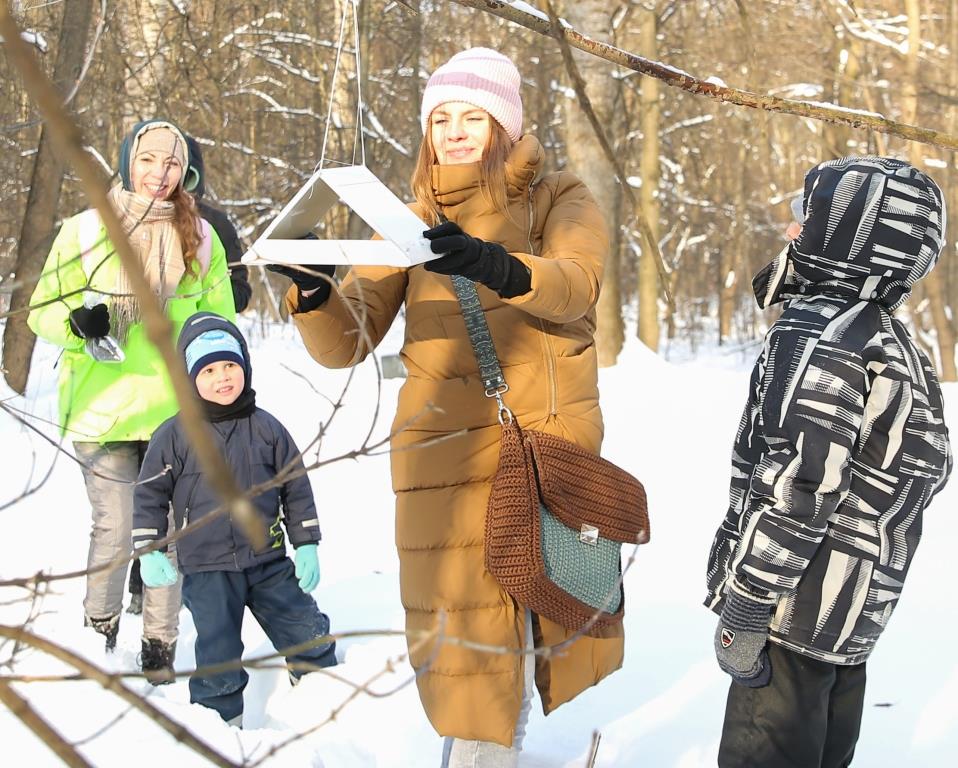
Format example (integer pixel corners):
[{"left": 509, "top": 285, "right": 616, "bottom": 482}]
[{"left": 28, "top": 119, "right": 235, "bottom": 680}]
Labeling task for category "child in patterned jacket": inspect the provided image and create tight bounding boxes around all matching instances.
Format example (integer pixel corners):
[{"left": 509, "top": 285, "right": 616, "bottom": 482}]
[
  {"left": 705, "top": 157, "right": 952, "bottom": 767},
  {"left": 133, "top": 312, "right": 336, "bottom": 725}
]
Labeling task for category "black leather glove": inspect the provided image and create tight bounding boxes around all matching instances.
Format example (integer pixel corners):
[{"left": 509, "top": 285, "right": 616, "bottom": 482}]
[
  {"left": 69, "top": 303, "right": 111, "bottom": 339},
  {"left": 265, "top": 233, "right": 336, "bottom": 312},
  {"left": 423, "top": 221, "right": 531, "bottom": 299},
  {"left": 266, "top": 263, "right": 336, "bottom": 311},
  {"left": 714, "top": 584, "right": 774, "bottom": 688}
]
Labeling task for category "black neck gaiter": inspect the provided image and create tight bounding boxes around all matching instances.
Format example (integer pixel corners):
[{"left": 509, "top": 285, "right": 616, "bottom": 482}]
[{"left": 202, "top": 388, "right": 257, "bottom": 423}]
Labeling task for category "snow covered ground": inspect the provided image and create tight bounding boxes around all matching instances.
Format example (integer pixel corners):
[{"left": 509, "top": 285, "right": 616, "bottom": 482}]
[{"left": 1, "top": 319, "right": 955, "bottom": 767}]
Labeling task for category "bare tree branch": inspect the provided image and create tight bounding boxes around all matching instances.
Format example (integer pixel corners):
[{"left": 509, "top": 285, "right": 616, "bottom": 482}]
[
  {"left": 0, "top": 6, "right": 266, "bottom": 549},
  {"left": 0, "top": 625, "right": 239, "bottom": 768},
  {"left": 448, "top": 0, "right": 958, "bottom": 151},
  {"left": 0, "top": 678, "right": 93, "bottom": 768}
]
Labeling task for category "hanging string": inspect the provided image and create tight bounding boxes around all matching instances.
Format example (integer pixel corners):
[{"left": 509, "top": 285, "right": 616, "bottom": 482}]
[
  {"left": 318, "top": 0, "right": 365, "bottom": 172},
  {"left": 352, "top": 0, "right": 366, "bottom": 167}
]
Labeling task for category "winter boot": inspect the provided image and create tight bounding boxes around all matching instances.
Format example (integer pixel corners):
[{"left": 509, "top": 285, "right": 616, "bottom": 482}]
[
  {"left": 85, "top": 614, "right": 120, "bottom": 652},
  {"left": 139, "top": 638, "right": 176, "bottom": 686},
  {"left": 125, "top": 592, "right": 143, "bottom": 615}
]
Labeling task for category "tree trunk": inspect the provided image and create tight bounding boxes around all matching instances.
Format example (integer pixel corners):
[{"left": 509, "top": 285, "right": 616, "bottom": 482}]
[
  {"left": 123, "top": 0, "right": 172, "bottom": 120},
  {"left": 719, "top": 1, "right": 759, "bottom": 345},
  {"left": 560, "top": 1, "right": 624, "bottom": 366},
  {"left": 718, "top": 143, "right": 747, "bottom": 344},
  {"left": 636, "top": 6, "right": 660, "bottom": 352},
  {"left": 904, "top": 0, "right": 956, "bottom": 380},
  {"left": 821, "top": 32, "right": 862, "bottom": 158},
  {"left": 947, "top": 0, "right": 958, "bottom": 374},
  {"left": 2, "top": 0, "right": 96, "bottom": 394}
]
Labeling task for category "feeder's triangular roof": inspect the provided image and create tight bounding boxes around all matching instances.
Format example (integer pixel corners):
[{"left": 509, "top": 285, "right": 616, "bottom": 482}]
[{"left": 242, "top": 164, "right": 435, "bottom": 267}]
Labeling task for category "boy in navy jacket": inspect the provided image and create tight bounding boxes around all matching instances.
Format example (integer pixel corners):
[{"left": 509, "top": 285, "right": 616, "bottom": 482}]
[{"left": 133, "top": 312, "right": 336, "bottom": 725}]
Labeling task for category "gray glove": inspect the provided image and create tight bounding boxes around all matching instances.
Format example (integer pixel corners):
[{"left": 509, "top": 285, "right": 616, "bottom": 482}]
[{"left": 714, "top": 584, "right": 774, "bottom": 688}]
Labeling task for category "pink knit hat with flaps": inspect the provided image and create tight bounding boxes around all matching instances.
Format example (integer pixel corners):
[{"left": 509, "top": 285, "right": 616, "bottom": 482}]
[{"left": 420, "top": 48, "right": 523, "bottom": 143}]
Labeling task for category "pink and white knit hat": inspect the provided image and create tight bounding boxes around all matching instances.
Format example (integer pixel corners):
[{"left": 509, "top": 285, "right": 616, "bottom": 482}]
[{"left": 420, "top": 48, "right": 523, "bottom": 143}]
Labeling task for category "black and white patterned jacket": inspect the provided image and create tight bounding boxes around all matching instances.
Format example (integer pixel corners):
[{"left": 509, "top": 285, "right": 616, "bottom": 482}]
[{"left": 705, "top": 157, "right": 953, "bottom": 665}]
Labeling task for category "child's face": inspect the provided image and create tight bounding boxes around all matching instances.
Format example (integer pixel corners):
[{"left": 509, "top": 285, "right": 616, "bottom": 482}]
[{"left": 195, "top": 360, "right": 245, "bottom": 405}]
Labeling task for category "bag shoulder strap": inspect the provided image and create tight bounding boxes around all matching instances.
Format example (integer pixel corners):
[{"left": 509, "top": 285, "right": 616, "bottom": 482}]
[
  {"left": 450, "top": 275, "right": 506, "bottom": 392},
  {"left": 450, "top": 275, "right": 515, "bottom": 423}
]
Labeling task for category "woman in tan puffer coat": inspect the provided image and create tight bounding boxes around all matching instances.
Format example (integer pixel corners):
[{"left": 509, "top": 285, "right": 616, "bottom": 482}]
[{"left": 274, "top": 48, "right": 622, "bottom": 766}]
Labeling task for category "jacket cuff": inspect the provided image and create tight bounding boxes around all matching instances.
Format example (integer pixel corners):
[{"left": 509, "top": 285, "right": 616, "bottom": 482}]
[
  {"left": 289, "top": 520, "right": 322, "bottom": 547},
  {"left": 496, "top": 254, "right": 532, "bottom": 299},
  {"left": 722, "top": 581, "right": 775, "bottom": 632},
  {"left": 296, "top": 283, "right": 332, "bottom": 312},
  {"left": 729, "top": 577, "right": 777, "bottom": 604}
]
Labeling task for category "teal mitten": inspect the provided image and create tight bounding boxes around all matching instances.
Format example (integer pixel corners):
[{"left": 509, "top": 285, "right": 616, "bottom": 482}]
[
  {"left": 294, "top": 544, "right": 320, "bottom": 593},
  {"left": 139, "top": 551, "right": 178, "bottom": 588}
]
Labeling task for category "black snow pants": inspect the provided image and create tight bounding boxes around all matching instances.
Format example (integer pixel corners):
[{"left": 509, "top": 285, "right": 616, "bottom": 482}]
[{"left": 719, "top": 642, "right": 866, "bottom": 768}]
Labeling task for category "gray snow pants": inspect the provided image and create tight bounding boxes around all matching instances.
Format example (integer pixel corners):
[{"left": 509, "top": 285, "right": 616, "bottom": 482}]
[{"left": 75, "top": 441, "right": 180, "bottom": 643}]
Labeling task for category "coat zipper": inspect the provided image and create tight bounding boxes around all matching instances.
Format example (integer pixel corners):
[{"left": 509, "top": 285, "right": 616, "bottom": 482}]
[
  {"left": 528, "top": 184, "right": 558, "bottom": 416},
  {"left": 182, "top": 473, "right": 200, "bottom": 527}
]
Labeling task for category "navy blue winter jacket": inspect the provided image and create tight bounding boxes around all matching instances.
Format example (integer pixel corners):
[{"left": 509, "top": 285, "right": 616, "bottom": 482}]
[{"left": 132, "top": 314, "right": 320, "bottom": 573}]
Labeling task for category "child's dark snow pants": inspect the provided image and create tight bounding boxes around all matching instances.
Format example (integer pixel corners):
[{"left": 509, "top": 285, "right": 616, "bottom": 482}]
[
  {"left": 182, "top": 557, "right": 336, "bottom": 722},
  {"left": 719, "top": 643, "right": 866, "bottom": 768}
]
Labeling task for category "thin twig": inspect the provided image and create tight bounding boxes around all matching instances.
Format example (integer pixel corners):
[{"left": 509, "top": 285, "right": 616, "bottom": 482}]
[{"left": 585, "top": 729, "right": 601, "bottom": 768}]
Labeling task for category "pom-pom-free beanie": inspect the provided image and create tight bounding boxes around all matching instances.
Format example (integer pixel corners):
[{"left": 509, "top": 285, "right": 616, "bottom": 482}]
[
  {"left": 184, "top": 330, "right": 245, "bottom": 380},
  {"left": 420, "top": 48, "right": 523, "bottom": 143}
]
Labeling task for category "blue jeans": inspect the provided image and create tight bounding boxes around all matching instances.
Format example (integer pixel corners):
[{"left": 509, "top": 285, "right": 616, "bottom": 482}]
[{"left": 181, "top": 557, "right": 337, "bottom": 722}]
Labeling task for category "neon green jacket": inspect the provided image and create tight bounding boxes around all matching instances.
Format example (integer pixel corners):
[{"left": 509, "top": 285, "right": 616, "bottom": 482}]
[{"left": 28, "top": 209, "right": 237, "bottom": 443}]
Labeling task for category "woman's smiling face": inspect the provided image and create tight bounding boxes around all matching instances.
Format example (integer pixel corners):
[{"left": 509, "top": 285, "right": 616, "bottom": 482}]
[
  {"left": 430, "top": 102, "right": 492, "bottom": 165},
  {"left": 131, "top": 150, "right": 182, "bottom": 200}
]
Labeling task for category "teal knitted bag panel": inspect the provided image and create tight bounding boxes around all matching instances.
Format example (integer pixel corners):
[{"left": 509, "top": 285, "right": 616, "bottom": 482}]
[{"left": 539, "top": 502, "right": 622, "bottom": 612}]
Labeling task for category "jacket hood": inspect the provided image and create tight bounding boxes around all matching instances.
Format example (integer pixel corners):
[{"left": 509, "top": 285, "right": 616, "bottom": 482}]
[
  {"left": 183, "top": 135, "right": 206, "bottom": 197},
  {"left": 754, "top": 156, "right": 945, "bottom": 311},
  {"left": 117, "top": 118, "right": 190, "bottom": 192},
  {"left": 177, "top": 312, "right": 252, "bottom": 389}
]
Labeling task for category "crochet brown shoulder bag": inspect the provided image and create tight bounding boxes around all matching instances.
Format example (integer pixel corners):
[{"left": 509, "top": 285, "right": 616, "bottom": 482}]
[{"left": 451, "top": 275, "right": 650, "bottom": 637}]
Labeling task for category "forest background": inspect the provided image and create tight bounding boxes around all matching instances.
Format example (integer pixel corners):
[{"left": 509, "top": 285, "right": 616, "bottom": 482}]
[
  {"left": 2, "top": 2, "right": 958, "bottom": 765},
  {"left": 3, "top": 0, "right": 958, "bottom": 392}
]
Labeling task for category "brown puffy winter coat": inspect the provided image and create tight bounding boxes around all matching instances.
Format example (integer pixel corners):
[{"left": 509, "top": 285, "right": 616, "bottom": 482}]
[{"left": 286, "top": 135, "right": 623, "bottom": 745}]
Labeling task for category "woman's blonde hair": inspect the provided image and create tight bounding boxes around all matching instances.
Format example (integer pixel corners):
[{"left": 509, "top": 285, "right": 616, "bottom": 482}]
[
  {"left": 170, "top": 186, "right": 201, "bottom": 276},
  {"left": 411, "top": 115, "right": 514, "bottom": 225}
]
